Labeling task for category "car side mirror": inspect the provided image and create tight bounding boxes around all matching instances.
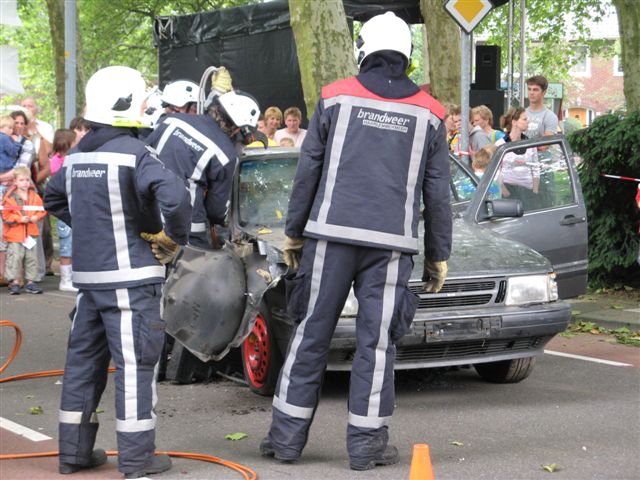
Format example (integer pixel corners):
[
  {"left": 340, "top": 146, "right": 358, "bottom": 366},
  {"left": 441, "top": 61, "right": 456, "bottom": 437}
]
[{"left": 483, "top": 199, "right": 524, "bottom": 219}]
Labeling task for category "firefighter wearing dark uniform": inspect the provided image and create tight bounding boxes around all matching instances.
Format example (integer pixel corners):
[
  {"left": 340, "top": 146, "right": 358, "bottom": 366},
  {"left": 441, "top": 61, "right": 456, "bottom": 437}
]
[
  {"left": 44, "top": 66, "right": 191, "bottom": 479},
  {"left": 146, "top": 90, "right": 262, "bottom": 248},
  {"left": 260, "top": 12, "right": 452, "bottom": 471}
]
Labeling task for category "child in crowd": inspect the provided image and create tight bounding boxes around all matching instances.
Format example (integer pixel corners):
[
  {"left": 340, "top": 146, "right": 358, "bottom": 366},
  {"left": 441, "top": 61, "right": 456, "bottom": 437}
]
[
  {"left": 472, "top": 145, "right": 497, "bottom": 177},
  {"left": 69, "top": 116, "right": 90, "bottom": 146},
  {"left": 0, "top": 116, "right": 24, "bottom": 283},
  {"left": 472, "top": 145, "right": 500, "bottom": 198},
  {"left": 49, "top": 129, "right": 77, "bottom": 291},
  {"left": 0, "top": 116, "right": 21, "bottom": 174},
  {"left": 2, "top": 166, "right": 47, "bottom": 294},
  {"left": 279, "top": 137, "right": 294, "bottom": 147}
]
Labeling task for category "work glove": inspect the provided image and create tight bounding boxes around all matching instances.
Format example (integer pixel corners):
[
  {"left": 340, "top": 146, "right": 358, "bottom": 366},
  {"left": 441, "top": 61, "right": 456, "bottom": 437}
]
[
  {"left": 282, "top": 236, "right": 304, "bottom": 271},
  {"left": 422, "top": 260, "right": 448, "bottom": 293},
  {"left": 141, "top": 230, "right": 180, "bottom": 265},
  {"left": 211, "top": 67, "right": 233, "bottom": 94}
]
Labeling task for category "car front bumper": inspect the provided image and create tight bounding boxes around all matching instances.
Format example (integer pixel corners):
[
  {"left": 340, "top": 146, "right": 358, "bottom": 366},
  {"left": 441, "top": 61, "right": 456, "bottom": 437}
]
[{"left": 326, "top": 300, "right": 571, "bottom": 371}]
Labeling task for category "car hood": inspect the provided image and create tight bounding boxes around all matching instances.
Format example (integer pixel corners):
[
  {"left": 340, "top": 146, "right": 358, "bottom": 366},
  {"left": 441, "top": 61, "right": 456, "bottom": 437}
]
[{"left": 243, "top": 217, "right": 550, "bottom": 282}]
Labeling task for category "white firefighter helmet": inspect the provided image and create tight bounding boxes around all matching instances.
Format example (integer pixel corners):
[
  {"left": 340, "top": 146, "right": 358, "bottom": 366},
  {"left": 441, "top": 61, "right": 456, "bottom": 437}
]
[
  {"left": 141, "top": 88, "right": 164, "bottom": 129},
  {"left": 84, "top": 66, "right": 147, "bottom": 126},
  {"left": 216, "top": 90, "right": 260, "bottom": 142},
  {"left": 161, "top": 80, "right": 200, "bottom": 108},
  {"left": 354, "top": 12, "right": 412, "bottom": 67}
]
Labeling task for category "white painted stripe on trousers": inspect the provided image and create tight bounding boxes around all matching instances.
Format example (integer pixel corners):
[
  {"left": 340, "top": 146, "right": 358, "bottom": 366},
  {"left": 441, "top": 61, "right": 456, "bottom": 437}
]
[
  {"left": 70, "top": 292, "right": 84, "bottom": 332},
  {"left": 272, "top": 395, "right": 314, "bottom": 420},
  {"left": 368, "top": 251, "right": 400, "bottom": 418},
  {"left": 59, "top": 410, "right": 99, "bottom": 424},
  {"left": 348, "top": 412, "right": 391, "bottom": 429},
  {"left": 116, "top": 289, "right": 138, "bottom": 431},
  {"left": 544, "top": 350, "right": 633, "bottom": 367},
  {"left": 116, "top": 417, "right": 155, "bottom": 433},
  {"left": 277, "top": 240, "right": 327, "bottom": 404},
  {"left": 0, "top": 417, "right": 52, "bottom": 442}
]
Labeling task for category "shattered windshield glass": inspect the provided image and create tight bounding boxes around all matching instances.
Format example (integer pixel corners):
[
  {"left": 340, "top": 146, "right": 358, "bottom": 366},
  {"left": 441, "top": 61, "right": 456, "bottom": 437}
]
[{"left": 238, "top": 156, "right": 298, "bottom": 228}]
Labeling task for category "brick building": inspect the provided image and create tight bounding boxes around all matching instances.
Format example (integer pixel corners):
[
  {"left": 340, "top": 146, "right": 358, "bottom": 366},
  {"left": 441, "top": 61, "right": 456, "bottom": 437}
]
[{"left": 564, "top": 9, "right": 624, "bottom": 127}]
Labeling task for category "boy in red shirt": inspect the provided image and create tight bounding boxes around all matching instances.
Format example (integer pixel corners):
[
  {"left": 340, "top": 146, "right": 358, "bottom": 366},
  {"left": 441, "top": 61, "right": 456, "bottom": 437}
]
[{"left": 2, "top": 166, "right": 47, "bottom": 294}]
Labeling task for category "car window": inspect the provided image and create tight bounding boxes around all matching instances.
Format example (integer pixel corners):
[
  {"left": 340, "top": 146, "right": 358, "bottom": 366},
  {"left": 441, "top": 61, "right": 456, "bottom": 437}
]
[
  {"left": 238, "top": 157, "right": 298, "bottom": 227},
  {"left": 450, "top": 158, "right": 477, "bottom": 202},
  {"left": 485, "top": 142, "right": 576, "bottom": 213}
]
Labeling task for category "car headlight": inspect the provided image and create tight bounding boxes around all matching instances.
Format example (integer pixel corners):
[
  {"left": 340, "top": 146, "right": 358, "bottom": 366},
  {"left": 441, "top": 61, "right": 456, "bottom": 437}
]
[
  {"left": 505, "top": 273, "right": 558, "bottom": 306},
  {"left": 341, "top": 288, "right": 359, "bottom": 317}
]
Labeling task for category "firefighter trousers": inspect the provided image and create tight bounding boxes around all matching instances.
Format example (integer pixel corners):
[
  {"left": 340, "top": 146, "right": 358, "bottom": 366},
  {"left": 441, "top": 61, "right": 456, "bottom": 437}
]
[
  {"left": 58, "top": 284, "right": 165, "bottom": 474},
  {"left": 267, "top": 239, "right": 415, "bottom": 464}
]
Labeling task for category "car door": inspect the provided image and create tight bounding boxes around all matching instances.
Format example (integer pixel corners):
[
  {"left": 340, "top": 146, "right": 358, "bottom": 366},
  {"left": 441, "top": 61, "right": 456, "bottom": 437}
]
[{"left": 466, "top": 135, "right": 588, "bottom": 299}]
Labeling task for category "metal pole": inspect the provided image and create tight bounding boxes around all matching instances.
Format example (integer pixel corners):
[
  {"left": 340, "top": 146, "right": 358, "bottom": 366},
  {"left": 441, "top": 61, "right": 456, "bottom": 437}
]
[
  {"left": 460, "top": 30, "right": 471, "bottom": 165},
  {"left": 64, "top": 0, "right": 77, "bottom": 128},
  {"left": 507, "top": 0, "right": 514, "bottom": 106},
  {"left": 518, "top": 0, "right": 526, "bottom": 106}
]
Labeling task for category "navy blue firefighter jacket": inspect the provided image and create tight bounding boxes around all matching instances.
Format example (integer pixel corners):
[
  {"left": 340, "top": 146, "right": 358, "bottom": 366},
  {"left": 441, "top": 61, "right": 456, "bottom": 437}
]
[
  {"left": 145, "top": 113, "right": 237, "bottom": 236},
  {"left": 44, "top": 125, "right": 191, "bottom": 290},
  {"left": 286, "top": 72, "right": 452, "bottom": 260}
]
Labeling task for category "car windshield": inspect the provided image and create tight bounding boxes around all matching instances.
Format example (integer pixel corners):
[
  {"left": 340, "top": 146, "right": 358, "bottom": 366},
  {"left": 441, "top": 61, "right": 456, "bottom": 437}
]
[
  {"left": 238, "top": 155, "right": 298, "bottom": 228},
  {"left": 238, "top": 154, "right": 478, "bottom": 227}
]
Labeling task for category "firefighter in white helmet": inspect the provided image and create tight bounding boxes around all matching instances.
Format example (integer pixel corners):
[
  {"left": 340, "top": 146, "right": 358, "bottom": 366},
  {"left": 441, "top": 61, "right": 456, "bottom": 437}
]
[
  {"left": 44, "top": 65, "right": 191, "bottom": 478},
  {"left": 260, "top": 11, "right": 451, "bottom": 470},
  {"left": 160, "top": 79, "right": 200, "bottom": 115},
  {"left": 146, "top": 89, "right": 265, "bottom": 248}
]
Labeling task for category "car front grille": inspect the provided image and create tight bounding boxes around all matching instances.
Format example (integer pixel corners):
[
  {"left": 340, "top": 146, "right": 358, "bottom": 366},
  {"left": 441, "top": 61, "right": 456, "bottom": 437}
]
[
  {"left": 395, "top": 337, "right": 546, "bottom": 363},
  {"left": 409, "top": 279, "right": 506, "bottom": 310}
]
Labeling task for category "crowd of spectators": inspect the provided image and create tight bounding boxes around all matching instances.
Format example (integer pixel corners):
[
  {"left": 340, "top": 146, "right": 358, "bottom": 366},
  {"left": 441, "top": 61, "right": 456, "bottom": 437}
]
[{"left": 0, "top": 96, "right": 89, "bottom": 294}]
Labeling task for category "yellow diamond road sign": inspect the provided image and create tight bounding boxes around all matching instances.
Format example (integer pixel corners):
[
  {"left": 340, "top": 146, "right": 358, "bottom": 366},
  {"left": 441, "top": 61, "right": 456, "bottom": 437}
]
[{"left": 444, "top": 0, "right": 493, "bottom": 34}]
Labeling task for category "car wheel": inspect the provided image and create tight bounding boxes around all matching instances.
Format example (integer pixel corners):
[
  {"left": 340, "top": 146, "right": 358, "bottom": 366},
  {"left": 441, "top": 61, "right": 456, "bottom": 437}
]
[
  {"left": 241, "top": 307, "right": 283, "bottom": 396},
  {"left": 474, "top": 356, "right": 536, "bottom": 383}
]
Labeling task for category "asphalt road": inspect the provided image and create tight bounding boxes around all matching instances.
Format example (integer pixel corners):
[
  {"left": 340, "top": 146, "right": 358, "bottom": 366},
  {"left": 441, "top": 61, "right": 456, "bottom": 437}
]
[{"left": 1, "top": 278, "right": 639, "bottom": 480}]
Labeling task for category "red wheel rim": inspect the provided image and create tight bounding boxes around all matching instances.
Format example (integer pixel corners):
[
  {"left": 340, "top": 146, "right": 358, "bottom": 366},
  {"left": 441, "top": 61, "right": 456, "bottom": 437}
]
[{"left": 243, "top": 313, "right": 270, "bottom": 388}]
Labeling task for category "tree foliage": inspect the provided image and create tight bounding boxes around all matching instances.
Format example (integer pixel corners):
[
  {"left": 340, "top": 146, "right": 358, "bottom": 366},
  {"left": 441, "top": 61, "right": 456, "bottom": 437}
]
[
  {"left": 476, "top": 0, "right": 612, "bottom": 85},
  {"left": 568, "top": 111, "right": 640, "bottom": 286},
  {"left": 0, "top": 0, "right": 256, "bottom": 126}
]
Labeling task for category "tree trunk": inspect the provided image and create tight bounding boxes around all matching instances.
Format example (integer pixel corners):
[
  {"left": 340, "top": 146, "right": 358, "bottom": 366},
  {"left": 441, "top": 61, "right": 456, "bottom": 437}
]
[
  {"left": 612, "top": 0, "right": 640, "bottom": 112},
  {"left": 420, "top": 0, "right": 460, "bottom": 105},
  {"left": 289, "top": 0, "right": 357, "bottom": 118},
  {"left": 45, "top": 0, "right": 65, "bottom": 127}
]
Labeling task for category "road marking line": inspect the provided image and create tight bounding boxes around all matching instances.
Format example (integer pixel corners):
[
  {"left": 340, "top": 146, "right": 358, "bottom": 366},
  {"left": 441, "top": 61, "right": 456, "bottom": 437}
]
[
  {"left": 0, "top": 417, "right": 52, "bottom": 442},
  {"left": 544, "top": 350, "right": 633, "bottom": 367}
]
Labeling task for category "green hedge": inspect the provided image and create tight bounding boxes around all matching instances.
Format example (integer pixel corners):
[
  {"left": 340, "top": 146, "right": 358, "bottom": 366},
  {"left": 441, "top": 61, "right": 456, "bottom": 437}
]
[{"left": 568, "top": 111, "right": 640, "bottom": 287}]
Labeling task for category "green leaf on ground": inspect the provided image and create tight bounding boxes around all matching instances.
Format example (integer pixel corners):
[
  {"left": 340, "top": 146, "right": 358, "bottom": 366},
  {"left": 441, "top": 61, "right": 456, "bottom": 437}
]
[
  {"left": 29, "top": 406, "right": 44, "bottom": 415},
  {"left": 611, "top": 305, "right": 625, "bottom": 309},
  {"left": 225, "top": 432, "right": 248, "bottom": 441},
  {"left": 450, "top": 441, "right": 464, "bottom": 446},
  {"left": 542, "top": 463, "right": 559, "bottom": 473},
  {"left": 25, "top": 395, "right": 34, "bottom": 399},
  {"left": 96, "top": 408, "right": 105, "bottom": 414},
  {"left": 571, "top": 310, "right": 581, "bottom": 316}
]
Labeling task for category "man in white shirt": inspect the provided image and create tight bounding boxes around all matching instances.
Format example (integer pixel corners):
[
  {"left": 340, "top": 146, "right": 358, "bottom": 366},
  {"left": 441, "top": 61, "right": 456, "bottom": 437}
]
[
  {"left": 274, "top": 106, "right": 307, "bottom": 146},
  {"left": 525, "top": 76, "right": 558, "bottom": 139},
  {"left": 20, "top": 97, "right": 54, "bottom": 143}
]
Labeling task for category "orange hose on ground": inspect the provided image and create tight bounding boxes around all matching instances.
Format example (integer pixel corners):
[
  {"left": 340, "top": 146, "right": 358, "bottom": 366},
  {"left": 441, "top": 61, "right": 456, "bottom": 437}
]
[
  {"left": 0, "top": 451, "right": 257, "bottom": 480},
  {"left": 0, "top": 320, "right": 258, "bottom": 479}
]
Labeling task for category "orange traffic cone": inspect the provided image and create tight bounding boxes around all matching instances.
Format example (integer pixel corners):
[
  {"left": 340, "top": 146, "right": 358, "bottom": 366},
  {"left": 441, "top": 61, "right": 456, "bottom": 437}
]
[{"left": 409, "top": 443, "right": 435, "bottom": 480}]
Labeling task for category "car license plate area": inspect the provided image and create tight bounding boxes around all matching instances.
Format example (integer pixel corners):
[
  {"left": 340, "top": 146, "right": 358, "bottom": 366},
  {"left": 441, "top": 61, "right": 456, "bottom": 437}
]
[{"left": 423, "top": 317, "right": 502, "bottom": 342}]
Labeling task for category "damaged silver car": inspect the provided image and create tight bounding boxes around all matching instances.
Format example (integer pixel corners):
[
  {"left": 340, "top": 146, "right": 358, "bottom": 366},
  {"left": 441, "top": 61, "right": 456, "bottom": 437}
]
[{"left": 163, "top": 134, "right": 587, "bottom": 395}]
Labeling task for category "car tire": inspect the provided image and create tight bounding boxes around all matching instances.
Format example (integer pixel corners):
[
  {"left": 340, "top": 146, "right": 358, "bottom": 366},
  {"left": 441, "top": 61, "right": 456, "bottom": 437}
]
[
  {"left": 474, "top": 356, "right": 536, "bottom": 383},
  {"left": 241, "top": 305, "right": 283, "bottom": 396}
]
